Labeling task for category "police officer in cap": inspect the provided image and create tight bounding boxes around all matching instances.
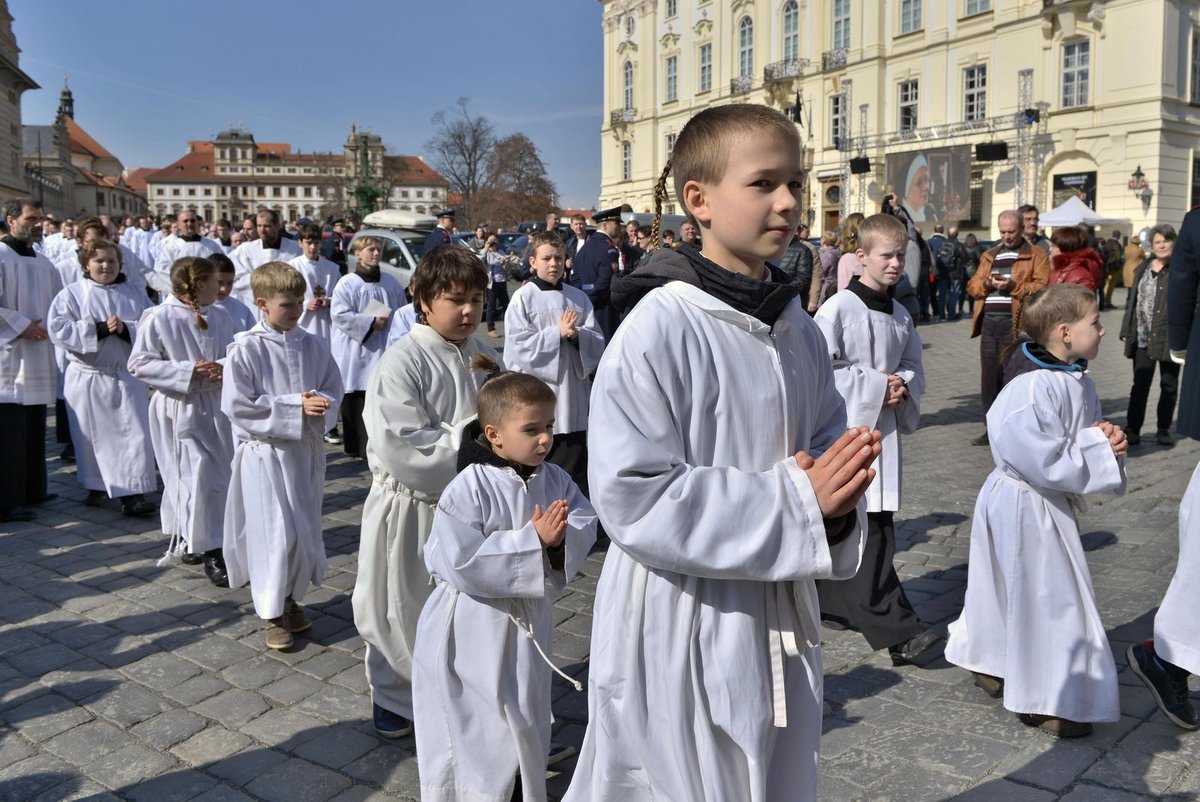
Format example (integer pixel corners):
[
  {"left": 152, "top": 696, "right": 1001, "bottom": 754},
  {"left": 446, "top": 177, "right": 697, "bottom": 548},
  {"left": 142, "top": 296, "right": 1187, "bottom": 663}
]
[
  {"left": 421, "top": 209, "right": 455, "bottom": 257},
  {"left": 570, "top": 206, "right": 622, "bottom": 339}
]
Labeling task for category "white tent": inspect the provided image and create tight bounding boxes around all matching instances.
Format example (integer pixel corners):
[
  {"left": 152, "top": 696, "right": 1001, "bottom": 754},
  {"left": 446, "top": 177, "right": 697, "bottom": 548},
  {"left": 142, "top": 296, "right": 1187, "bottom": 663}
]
[{"left": 1037, "top": 195, "right": 1130, "bottom": 227}]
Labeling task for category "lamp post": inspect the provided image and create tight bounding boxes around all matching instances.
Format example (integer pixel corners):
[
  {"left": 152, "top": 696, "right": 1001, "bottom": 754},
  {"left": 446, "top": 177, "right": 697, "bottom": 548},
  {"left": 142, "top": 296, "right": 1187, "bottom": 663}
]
[{"left": 1128, "top": 165, "right": 1152, "bottom": 212}]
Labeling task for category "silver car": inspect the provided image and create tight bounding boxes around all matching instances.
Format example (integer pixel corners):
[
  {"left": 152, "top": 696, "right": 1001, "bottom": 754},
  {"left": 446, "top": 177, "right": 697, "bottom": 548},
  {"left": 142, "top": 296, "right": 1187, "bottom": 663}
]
[{"left": 347, "top": 228, "right": 427, "bottom": 290}]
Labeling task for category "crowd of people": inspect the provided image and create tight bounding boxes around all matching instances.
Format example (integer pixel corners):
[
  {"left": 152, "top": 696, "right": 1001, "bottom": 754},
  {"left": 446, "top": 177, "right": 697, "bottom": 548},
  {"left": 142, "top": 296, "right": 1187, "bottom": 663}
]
[{"left": 1, "top": 100, "right": 1199, "bottom": 801}]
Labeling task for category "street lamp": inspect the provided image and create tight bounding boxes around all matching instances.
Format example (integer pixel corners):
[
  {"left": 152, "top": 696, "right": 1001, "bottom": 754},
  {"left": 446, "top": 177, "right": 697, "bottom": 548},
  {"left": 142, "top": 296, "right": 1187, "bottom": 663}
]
[{"left": 1128, "top": 164, "right": 1152, "bottom": 209}]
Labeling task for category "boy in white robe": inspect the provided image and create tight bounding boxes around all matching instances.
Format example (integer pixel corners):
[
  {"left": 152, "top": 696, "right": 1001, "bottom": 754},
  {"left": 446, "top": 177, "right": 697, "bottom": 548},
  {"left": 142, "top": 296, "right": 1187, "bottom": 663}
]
[
  {"left": 211, "top": 254, "right": 257, "bottom": 333},
  {"left": 352, "top": 247, "right": 499, "bottom": 739},
  {"left": 330, "top": 236, "right": 404, "bottom": 458},
  {"left": 815, "top": 214, "right": 941, "bottom": 665},
  {"left": 289, "top": 223, "right": 341, "bottom": 343},
  {"left": 47, "top": 239, "right": 156, "bottom": 517},
  {"left": 945, "top": 284, "right": 1127, "bottom": 738},
  {"left": 221, "top": 262, "right": 343, "bottom": 651},
  {"left": 503, "top": 230, "right": 605, "bottom": 494},
  {"left": 414, "top": 362, "right": 596, "bottom": 802},
  {"left": 563, "top": 105, "right": 880, "bottom": 802}
]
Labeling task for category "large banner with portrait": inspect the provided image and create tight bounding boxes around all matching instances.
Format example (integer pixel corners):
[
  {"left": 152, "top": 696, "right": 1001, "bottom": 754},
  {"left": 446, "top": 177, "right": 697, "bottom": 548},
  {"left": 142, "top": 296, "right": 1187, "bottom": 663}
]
[{"left": 885, "top": 147, "right": 972, "bottom": 225}]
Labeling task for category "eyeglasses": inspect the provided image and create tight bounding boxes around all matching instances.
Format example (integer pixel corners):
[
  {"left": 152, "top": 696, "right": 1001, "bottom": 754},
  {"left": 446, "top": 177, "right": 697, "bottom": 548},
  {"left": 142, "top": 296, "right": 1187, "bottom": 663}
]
[{"left": 486, "top": 241, "right": 498, "bottom": 247}]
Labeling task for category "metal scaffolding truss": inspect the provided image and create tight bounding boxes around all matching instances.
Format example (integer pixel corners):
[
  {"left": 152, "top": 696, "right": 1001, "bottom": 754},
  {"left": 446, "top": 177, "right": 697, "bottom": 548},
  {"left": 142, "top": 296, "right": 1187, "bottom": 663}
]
[{"left": 850, "top": 108, "right": 1042, "bottom": 154}]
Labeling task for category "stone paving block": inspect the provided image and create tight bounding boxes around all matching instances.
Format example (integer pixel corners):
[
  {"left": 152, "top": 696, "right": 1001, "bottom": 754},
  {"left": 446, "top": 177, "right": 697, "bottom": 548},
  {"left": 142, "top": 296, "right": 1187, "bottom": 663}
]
[
  {"left": 0, "top": 752, "right": 81, "bottom": 801},
  {"left": 953, "top": 778, "right": 1057, "bottom": 801},
  {"left": 82, "top": 682, "right": 170, "bottom": 727},
  {"left": 220, "top": 654, "right": 293, "bottom": 690},
  {"left": 260, "top": 672, "right": 324, "bottom": 705},
  {"left": 121, "top": 768, "right": 218, "bottom": 802},
  {"left": 342, "top": 744, "right": 420, "bottom": 789},
  {"left": 293, "top": 683, "right": 369, "bottom": 724},
  {"left": 78, "top": 632, "right": 155, "bottom": 668},
  {"left": 1058, "top": 783, "right": 1157, "bottom": 801},
  {"left": 120, "top": 651, "right": 203, "bottom": 692},
  {"left": 999, "top": 739, "right": 1105, "bottom": 792},
  {"left": 170, "top": 726, "right": 253, "bottom": 767},
  {"left": 28, "top": 776, "right": 120, "bottom": 802},
  {"left": 240, "top": 707, "right": 325, "bottom": 748},
  {"left": 1080, "top": 748, "right": 1190, "bottom": 797},
  {"left": 0, "top": 733, "right": 36, "bottom": 769},
  {"left": 3, "top": 643, "right": 85, "bottom": 678},
  {"left": 42, "top": 719, "right": 128, "bottom": 765},
  {"left": 292, "top": 724, "right": 379, "bottom": 770},
  {"left": 130, "top": 707, "right": 208, "bottom": 749},
  {"left": 83, "top": 743, "right": 179, "bottom": 789},
  {"left": 43, "top": 620, "right": 122, "bottom": 650},
  {"left": 176, "top": 635, "right": 258, "bottom": 671},
  {"left": 295, "top": 650, "right": 358, "bottom": 681},
  {"left": 163, "top": 673, "right": 231, "bottom": 706},
  {"left": 245, "top": 756, "right": 352, "bottom": 802},
  {"left": 7, "top": 692, "right": 93, "bottom": 742},
  {"left": 330, "top": 666, "right": 370, "bottom": 694},
  {"left": 192, "top": 688, "right": 270, "bottom": 729},
  {"left": 821, "top": 746, "right": 908, "bottom": 789},
  {"left": 191, "top": 783, "right": 257, "bottom": 802}
]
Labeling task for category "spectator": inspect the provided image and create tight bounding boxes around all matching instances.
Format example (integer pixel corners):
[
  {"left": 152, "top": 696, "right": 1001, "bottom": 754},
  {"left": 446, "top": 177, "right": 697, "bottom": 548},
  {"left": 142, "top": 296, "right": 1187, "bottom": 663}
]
[
  {"left": 1100, "top": 229, "right": 1125, "bottom": 310},
  {"left": 777, "top": 223, "right": 819, "bottom": 312},
  {"left": 1124, "top": 232, "right": 1147, "bottom": 289},
  {"left": 817, "top": 229, "right": 840, "bottom": 305},
  {"left": 961, "top": 233, "right": 982, "bottom": 316},
  {"left": 1119, "top": 223, "right": 1179, "bottom": 447},
  {"left": 1049, "top": 226, "right": 1105, "bottom": 292},
  {"left": 836, "top": 212, "right": 866, "bottom": 291}
]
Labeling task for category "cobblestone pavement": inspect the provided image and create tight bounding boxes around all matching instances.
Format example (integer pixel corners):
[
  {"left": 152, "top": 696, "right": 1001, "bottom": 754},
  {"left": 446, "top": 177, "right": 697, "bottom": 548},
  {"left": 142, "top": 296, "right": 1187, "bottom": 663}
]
[{"left": 1, "top": 290, "right": 1198, "bottom": 801}]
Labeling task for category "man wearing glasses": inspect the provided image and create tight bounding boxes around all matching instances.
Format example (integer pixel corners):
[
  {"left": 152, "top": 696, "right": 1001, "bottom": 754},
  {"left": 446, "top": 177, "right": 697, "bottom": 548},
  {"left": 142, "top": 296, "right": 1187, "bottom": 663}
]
[{"left": 151, "top": 210, "right": 222, "bottom": 287}]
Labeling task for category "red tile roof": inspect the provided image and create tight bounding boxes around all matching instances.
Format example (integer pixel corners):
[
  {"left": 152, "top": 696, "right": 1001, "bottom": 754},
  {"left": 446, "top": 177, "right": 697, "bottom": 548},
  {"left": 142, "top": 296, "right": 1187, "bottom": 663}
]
[
  {"left": 64, "top": 117, "right": 115, "bottom": 160},
  {"left": 145, "top": 148, "right": 215, "bottom": 183},
  {"left": 125, "top": 167, "right": 157, "bottom": 193},
  {"left": 385, "top": 155, "right": 448, "bottom": 187}
]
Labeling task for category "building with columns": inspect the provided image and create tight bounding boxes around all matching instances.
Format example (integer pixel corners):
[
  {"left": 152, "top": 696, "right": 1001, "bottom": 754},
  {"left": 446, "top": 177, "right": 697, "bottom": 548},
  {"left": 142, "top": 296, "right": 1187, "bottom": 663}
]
[
  {"left": 599, "top": 0, "right": 1199, "bottom": 236},
  {"left": 144, "top": 125, "right": 448, "bottom": 224},
  {"left": 0, "top": 0, "right": 37, "bottom": 203}
]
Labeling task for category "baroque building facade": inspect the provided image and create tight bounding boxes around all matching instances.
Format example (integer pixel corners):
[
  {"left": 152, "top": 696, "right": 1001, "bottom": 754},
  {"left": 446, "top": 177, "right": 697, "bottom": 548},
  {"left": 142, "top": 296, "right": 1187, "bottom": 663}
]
[
  {"left": 0, "top": 0, "right": 37, "bottom": 203},
  {"left": 599, "top": 0, "right": 1200, "bottom": 236}
]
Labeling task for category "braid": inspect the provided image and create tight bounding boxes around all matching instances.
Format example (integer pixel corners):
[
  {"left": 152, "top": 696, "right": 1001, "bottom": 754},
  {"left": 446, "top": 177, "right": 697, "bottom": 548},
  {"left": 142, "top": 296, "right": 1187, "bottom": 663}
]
[
  {"left": 191, "top": 295, "right": 209, "bottom": 331},
  {"left": 650, "top": 160, "right": 672, "bottom": 247},
  {"left": 180, "top": 271, "right": 209, "bottom": 331}
]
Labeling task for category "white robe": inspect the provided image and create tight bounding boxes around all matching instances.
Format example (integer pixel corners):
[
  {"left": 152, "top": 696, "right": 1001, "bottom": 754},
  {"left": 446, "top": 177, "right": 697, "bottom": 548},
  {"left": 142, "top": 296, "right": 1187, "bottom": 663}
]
[
  {"left": 0, "top": 242, "right": 63, "bottom": 405},
  {"left": 944, "top": 367, "right": 1127, "bottom": 723},
  {"left": 503, "top": 281, "right": 605, "bottom": 435},
  {"left": 128, "top": 297, "right": 236, "bottom": 552},
  {"left": 288, "top": 254, "right": 341, "bottom": 342},
  {"left": 1153, "top": 460, "right": 1200, "bottom": 676},
  {"left": 47, "top": 279, "right": 155, "bottom": 496},
  {"left": 814, "top": 291, "right": 924, "bottom": 512},
  {"left": 563, "top": 282, "right": 866, "bottom": 802},
  {"left": 351, "top": 325, "right": 501, "bottom": 719},
  {"left": 213, "top": 296, "right": 256, "bottom": 333},
  {"left": 385, "top": 303, "right": 418, "bottom": 346},
  {"left": 151, "top": 236, "right": 223, "bottom": 289},
  {"left": 221, "top": 323, "right": 342, "bottom": 620},
  {"left": 414, "top": 461, "right": 597, "bottom": 802},
  {"left": 230, "top": 237, "right": 302, "bottom": 306},
  {"left": 329, "top": 272, "right": 404, "bottom": 392}
]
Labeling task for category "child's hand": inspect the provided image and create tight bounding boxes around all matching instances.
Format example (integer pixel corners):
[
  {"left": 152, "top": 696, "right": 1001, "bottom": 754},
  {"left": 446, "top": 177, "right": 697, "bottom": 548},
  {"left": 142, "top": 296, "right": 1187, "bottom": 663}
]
[
  {"left": 373, "top": 314, "right": 390, "bottom": 331},
  {"left": 302, "top": 390, "right": 329, "bottom": 417},
  {"left": 1094, "top": 421, "right": 1127, "bottom": 458},
  {"left": 796, "top": 427, "right": 882, "bottom": 519},
  {"left": 106, "top": 314, "right": 125, "bottom": 335},
  {"left": 532, "top": 499, "right": 568, "bottom": 548},
  {"left": 193, "top": 359, "right": 222, "bottom": 382},
  {"left": 884, "top": 374, "right": 908, "bottom": 408},
  {"left": 19, "top": 320, "right": 48, "bottom": 341},
  {"left": 559, "top": 308, "right": 579, "bottom": 339},
  {"left": 306, "top": 298, "right": 321, "bottom": 312}
]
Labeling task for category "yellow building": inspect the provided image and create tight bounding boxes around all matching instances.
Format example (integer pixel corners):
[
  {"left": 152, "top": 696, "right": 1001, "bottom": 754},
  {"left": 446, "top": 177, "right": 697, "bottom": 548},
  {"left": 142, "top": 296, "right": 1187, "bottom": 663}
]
[{"left": 599, "top": 0, "right": 1200, "bottom": 236}]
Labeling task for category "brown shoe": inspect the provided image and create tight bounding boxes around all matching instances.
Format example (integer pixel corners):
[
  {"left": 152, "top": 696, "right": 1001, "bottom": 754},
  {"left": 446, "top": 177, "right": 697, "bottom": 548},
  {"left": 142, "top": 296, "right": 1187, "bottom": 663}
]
[
  {"left": 285, "top": 599, "right": 311, "bottom": 634},
  {"left": 265, "top": 618, "right": 294, "bottom": 650},
  {"left": 973, "top": 671, "right": 1004, "bottom": 698},
  {"left": 1018, "top": 713, "right": 1092, "bottom": 738}
]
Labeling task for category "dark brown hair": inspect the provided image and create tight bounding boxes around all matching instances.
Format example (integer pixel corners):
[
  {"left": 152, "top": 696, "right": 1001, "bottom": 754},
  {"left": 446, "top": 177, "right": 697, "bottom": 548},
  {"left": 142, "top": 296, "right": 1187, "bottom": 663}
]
[
  {"left": 471, "top": 354, "right": 557, "bottom": 428},
  {"left": 1049, "top": 225, "right": 1089, "bottom": 254},
  {"left": 171, "top": 256, "right": 217, "bottom": 330},
  {"left": 78, "top": 238, "right": 122, "bottom": 278},
  {"left": 409, "top": 246, "right": 488, "bottom": 323}
]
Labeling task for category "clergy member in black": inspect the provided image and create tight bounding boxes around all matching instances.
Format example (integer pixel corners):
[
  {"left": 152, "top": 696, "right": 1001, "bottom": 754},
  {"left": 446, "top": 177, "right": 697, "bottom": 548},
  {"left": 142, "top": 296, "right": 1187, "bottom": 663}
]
[
  {"left": 570, "top": 207, "right": 622, "bottom": 339},
  {"left": 421, "top": 209, "right": 455, "bottom": 258}
]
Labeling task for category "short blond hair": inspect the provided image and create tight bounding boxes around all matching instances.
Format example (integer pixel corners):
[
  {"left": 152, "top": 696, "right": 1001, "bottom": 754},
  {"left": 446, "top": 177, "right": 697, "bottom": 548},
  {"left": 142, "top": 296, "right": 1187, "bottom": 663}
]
[
  {"left": 856, "top": 214, "right": 908, "bottom": 255},
  {"left": 250, "top": 261, "right": 307, "bottom": 300},
  {"left": 1020, "top": 284, "right": 1098, "bottom": 346},
  {"left": 351, "top": 235, "right": 382, "bottom": 255},
  {"left": 820, "top": 230, "right": 839, "bottom": 247}
]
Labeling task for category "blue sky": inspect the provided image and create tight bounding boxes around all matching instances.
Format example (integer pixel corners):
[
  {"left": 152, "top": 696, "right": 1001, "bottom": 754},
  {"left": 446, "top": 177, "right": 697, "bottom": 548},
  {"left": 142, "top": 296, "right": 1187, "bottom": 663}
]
[{"left": 13, "top": 0, "right": 605, "bottom": 208}]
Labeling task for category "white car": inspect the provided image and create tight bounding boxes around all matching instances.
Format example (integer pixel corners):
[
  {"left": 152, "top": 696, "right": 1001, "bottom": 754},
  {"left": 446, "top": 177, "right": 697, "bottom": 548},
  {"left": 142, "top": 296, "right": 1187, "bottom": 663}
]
[{"left": 348, "top": 210, "right": 440, "bottom": 290}]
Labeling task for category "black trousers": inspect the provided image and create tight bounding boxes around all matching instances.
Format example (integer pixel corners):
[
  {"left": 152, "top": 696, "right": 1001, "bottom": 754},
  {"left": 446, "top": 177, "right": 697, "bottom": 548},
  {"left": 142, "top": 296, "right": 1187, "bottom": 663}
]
[
  {"left": 0, "top": 403, "right": 47, "bottom": 509},
  {"left": 1127, "top": 348, "right": 1181, "bottom": 435},
  {"left": 55, "top": 398, "right": 73, "bottom": 445},
  {"left": 549, "top": 431, "right": 588, "bottom": 496},
  {"left": 817, "top": 511, "right": 923, "bottom": 650},
  {"left": 979, "top": 315, "right": 1014, "bottom": 416},
  {"left": 341, "top": 391, "right": 368, "bottom": 458}
]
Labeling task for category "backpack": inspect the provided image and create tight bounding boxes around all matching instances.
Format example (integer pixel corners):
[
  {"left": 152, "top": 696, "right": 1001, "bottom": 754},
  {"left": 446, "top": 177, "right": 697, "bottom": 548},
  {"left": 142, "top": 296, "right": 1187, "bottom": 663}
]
[{"left": 935, "top": 239, "right": 959, "bottom": 279}]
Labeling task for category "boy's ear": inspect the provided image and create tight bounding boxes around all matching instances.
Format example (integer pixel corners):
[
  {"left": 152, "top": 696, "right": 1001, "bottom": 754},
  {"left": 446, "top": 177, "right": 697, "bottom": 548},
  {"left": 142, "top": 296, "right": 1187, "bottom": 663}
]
[
  {"left": 682, "top": 179, "right": 709, "bottom": 225},
  {"left": 254, "top": 297, "right": 268, "bottom": 310},
  {"left": 856, "top": 248, "right": 868, "bottom": 264},
  {"left": 483, "top": 422, "right": 501, "bottom": 447}
]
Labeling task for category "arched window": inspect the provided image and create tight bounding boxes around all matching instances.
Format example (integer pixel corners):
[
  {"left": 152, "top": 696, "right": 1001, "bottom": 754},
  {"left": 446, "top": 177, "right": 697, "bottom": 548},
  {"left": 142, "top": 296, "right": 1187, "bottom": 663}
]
[
  {"left": 623, "top": 61, "right": 634, "bottom": 110},
  {"left": 783, "top": 1, "right": 799, "bottom": 62},
  {"left": 738, "top": 17, "right": 754, "bottom": 79}
]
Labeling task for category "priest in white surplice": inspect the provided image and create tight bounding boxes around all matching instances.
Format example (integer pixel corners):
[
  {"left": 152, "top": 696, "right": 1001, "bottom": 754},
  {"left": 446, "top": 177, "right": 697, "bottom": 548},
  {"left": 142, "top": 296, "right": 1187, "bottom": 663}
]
[
  {"left": 151, "top": 210, "right": 222, "bottom": 292},
  {"left": 0, "top": 198, "right": 65, "bottom": 522},
  {"left": 229, "top": 210, "right": 301, "bottom": 307}
]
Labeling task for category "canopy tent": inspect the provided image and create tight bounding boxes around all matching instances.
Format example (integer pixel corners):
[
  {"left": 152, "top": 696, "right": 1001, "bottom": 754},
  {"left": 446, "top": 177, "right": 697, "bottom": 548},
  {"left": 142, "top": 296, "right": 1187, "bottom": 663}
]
[{"left": 1037, "top": 195, "right": 1130, "bottom": 227}]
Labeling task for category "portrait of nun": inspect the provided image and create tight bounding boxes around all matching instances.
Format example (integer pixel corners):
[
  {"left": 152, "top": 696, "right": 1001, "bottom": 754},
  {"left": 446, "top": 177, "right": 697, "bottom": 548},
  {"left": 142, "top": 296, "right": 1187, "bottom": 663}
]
[{"left": 901, "top": 154, "right": 934, "bottom": 223}]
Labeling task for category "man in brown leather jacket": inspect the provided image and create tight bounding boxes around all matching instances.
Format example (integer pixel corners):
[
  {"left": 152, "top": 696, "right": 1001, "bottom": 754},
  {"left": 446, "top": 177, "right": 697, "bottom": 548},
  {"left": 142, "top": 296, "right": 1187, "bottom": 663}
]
[{"left": 965, "top": 209, "right": 1051, "bottom": 445}]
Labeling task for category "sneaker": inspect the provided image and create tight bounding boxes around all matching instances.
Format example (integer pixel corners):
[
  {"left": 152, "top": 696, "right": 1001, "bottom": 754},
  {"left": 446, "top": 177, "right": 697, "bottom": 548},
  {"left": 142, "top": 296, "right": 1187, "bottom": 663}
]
[
  {"left": 264, "top": 618, "right": 294, "bottom": 650},
  {"left": 323, "top": 429, "right": 343, "bottom": 445},
  {"left": 546, "top": 742, "right": 577, "bottom": 767},
  {"left": 1127, "top": 432, "right": 1142, "bottom": 446},
  {"left": 1127, "top": 641, "right": 1198, "bottom": 730},
  {"left": 973, "top": 671, "right": 1004, "bottom": 698},
  {"left": 372, "top": 703, "right": 413, "bottom": 738},
  {"left": 487, "top": 330, "right": 500, "bottom": 338},
  {"left": 888, "top": 628, "right": 943, "bottom": 666},
  {"left": 1157, "top": 430, "right": 1176, "bottom": 448},
  {"left": 971, "top": 431, "right": 990, "bottom": 447},
  {"left": 85, "top": 490, "right": 109, "bottom": 508},
  {"left": 1017, "top": 713, "right": 1092, "bottom": 738},
  {"left": 285, "top": 599, "right": 312, "bottom": 634}
]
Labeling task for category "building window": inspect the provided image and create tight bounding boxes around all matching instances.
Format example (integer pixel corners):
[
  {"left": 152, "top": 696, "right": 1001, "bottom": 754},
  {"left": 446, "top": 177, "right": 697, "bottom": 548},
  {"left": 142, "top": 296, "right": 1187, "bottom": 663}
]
[
  {"left": 783, "top": 1, "right": 799, "bottom": 62},
  {"left": 187, "top": 188, "right": 196, "bottom": 197},
  {"left": 156, "top": 188, "right": 164, "bottom": 196},
  {"left": 1191, "top": 30, "right": 1200, "bottom": 103},
  {"left": 287, "top": 167, "right": 296, "bottom": 174},
  {"left": 699, "top": 43, "right": 713, "bottom": 92},
  {"left": 625, "top": 15, "right": 635, "bottom": 37},
  {"left": 623, "top": 61, "right": 634, "bottom": 110},
  {"left": 900, "top": 0, "right": 921, "bottom": 34},
  {"left": 172, "top": 189, "right": 180, "bottom": 197},
  {"left": 666, "top": 133, "right": 677, "bottom": 159},
  {"left": 303, "top": 187, "right": 312, "bottom": 197},
  {"left": 964, "top": 65, "right": 987, "bottom": 121},
  {"left": 401, "top": 189, "right": 409, "bottom": 199},
  {"left": 666, "top": 55, "right": 678, "bottom": 102},
  {"left": 832, "top": 0, "right": 850, "bottom": 49},
  {"left": 738, "top": 17, "right": 754, "bottom": 79},
  {"left": 665, "top": 0, "right": 677, "bottom": 17},
  {"left": 287, "top": 187, "right": 296, "bottom": 197},
  {"left": 830, "top": 94, "right": 844, "bottom": 148},
  {"left": 899, "top": 80, "right": 919, "bottom": 131},
  {"left": 965, "top": 0, "right": 990, "bottom": 14},
  {"left": 417, "top": 189, "right": 425, "bottom": 199},
  {"left": 1062, "top": 40, "right": 1090, "bottom": 108},
  {"left": 96, "top": 191, "right": 105, "bottom": 207},
  {"left": 203, "top": 188, "right": 212, "bottom": 196},
  {"left": 272, "top": 187, "right": 281, "bottom": 197},
  {"left": 622, "top": 142, "right": 632, "bottom": 181}
]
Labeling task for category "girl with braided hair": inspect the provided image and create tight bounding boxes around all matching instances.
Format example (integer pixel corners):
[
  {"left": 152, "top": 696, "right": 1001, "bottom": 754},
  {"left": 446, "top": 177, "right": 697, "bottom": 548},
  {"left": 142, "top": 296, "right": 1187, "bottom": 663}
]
[{"left": 128, "top": 256, "right": 237, "bottom": 585}]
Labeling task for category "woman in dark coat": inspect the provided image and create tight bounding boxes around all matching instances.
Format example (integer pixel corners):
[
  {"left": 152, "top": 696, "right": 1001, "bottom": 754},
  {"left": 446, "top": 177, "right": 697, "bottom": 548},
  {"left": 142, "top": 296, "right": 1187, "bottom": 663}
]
[{"left": 1120, "top": 223, "right": 1179, "bottom": 446}]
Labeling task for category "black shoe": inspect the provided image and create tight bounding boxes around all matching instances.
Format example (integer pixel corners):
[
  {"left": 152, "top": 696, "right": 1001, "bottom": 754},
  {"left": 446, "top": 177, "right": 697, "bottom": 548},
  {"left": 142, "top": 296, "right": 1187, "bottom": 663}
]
[
  {"left": 547, "top": 742, "right": 577, "bottom": 767},
  {"left": 85, "top": 490, "right": 109, "bottom": 508},
  {"left": 888, "top": 628, "right": 943, "bottom": 666},
  {"left": 972, "top": 432, "right": 990, "bottom": 446},
  {"left": 1127, "top": 432, "right": 1142, "bottom": 446},
  {"left": 29, "top": 493, "right": 57, "bottom": 505},
  {"left": 1157, "top": 431, "right": 1176, "bottom": 448},
  {"left": 60, "top": 445, "right": 74, "bottom": 463},
  {"left": 820, "top": 617, "right": 850, "bottom": 632},
  {"left": 0, "top": 506, "right": 35, "bottom": 523},
  {"left": 1127, "top": 641, "right": 1198, "bottom": 730},
  {"left": 372, "top": 703, "right": 413, "bottom": 738},
  {"left": 120, "top": 494, "right": 157, "bottom": 518},
  {"left": 180, "top": 551, "right": 205, "bottom": 565},
  {"left": 1017, "top": 712, "right": 1092, "bottom": 738},
  {"left": 204, "top": 549, "right": 229, "bottom": 587}
]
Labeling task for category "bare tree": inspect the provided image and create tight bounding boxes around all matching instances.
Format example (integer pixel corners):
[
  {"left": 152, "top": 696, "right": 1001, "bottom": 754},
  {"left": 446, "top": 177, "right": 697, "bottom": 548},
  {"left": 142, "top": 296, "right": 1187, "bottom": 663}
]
[
  {"left": 426, "top": 98, "right": 495, "bottom": 226},
  {"left": 475, "top": 134, "right": 558, "bottom": 229}
]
